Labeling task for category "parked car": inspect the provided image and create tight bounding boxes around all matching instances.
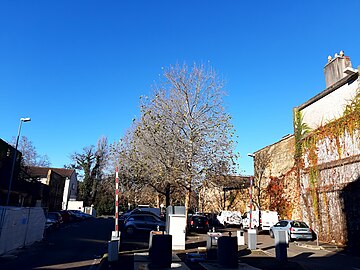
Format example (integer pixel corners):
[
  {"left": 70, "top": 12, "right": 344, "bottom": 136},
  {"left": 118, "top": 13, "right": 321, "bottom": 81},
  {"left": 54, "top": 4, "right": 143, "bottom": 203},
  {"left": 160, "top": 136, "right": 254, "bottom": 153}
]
[
  {"left": 46, "top": 212, "right": 63, "bottom": 228},
  {"left": 58, "top": 210, "right": 74, "bottom": 223},
  {"left": 188, "top": 214, "right": 209, "bottom": 233},
  {"left": 122, "top": 213, "right": 166, "bottom": 236},
  {"left": 68, "top": 210, "right": 93, "bottom": 220},
  {"left": 45, "top": 217, "right": 57, "bottom": 230},
  {"left": 269, "top": 220, "right": 313, "bottom": 241},
  {"left": 119, "top": 208, "right": 163, "bottom": 229}
]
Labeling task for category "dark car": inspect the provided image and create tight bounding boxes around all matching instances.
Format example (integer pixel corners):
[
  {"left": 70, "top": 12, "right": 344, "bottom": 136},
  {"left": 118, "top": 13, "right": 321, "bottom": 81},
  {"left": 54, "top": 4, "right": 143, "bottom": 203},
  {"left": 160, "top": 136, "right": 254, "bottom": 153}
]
[
  {"left": 58, "top": 210, "right": 74, "bottom": 223},
  {"left": 188, "top": 214, "right": 209, "bottom": 233},
  {"left": 122, "top": 213, "right": 166, "bottom": 236},
  {"left": 119, "top": 208, "right": 163, "bottom": 229},
  {"left": 46, "top": 212, "right": 63, "bottom": 228}
]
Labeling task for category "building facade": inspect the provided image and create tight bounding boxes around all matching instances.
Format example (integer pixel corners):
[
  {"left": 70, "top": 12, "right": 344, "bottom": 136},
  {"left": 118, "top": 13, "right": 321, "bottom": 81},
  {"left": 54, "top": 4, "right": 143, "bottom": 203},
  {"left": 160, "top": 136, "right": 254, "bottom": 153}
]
[{"left": 253, "top": 52, "right": 360, "bottom": 252}]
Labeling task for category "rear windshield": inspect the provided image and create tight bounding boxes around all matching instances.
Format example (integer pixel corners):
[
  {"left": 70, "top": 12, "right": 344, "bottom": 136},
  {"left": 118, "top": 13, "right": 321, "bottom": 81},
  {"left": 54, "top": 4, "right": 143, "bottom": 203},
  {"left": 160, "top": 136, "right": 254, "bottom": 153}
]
[
  {"left": 291, "top": 221, "right": 309, "bottom": 228},
  {"left": 192, "top": 216, "right": 207, "bottom": 222}
]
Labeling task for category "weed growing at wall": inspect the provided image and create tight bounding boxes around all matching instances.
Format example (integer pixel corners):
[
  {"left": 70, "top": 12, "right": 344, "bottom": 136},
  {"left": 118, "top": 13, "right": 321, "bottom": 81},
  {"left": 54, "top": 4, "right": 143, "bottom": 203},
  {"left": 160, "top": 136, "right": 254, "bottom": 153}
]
[{"left": 295, "top": 88, "right": 360, "bottom": 239}]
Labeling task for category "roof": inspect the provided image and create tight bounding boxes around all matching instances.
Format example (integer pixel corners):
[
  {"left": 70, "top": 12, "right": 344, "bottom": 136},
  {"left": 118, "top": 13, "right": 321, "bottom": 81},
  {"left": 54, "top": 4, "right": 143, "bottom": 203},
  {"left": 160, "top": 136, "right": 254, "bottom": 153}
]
[
  {"left": 295, "top": 71, "right": 358, "bottom": 111},
  {"left": 25, "top": 166, "right": 75, "bottom": 178}
]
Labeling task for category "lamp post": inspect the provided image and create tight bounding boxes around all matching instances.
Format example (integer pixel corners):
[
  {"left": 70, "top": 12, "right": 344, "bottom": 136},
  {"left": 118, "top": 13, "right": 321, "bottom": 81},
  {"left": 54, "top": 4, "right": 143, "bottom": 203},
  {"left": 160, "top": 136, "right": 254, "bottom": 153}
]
[
  {"left": 6, "top": 117, "right": 31, "bottom": 206},
  {"left": 247, "top": 153, "right": 255, "bottom": 229}
]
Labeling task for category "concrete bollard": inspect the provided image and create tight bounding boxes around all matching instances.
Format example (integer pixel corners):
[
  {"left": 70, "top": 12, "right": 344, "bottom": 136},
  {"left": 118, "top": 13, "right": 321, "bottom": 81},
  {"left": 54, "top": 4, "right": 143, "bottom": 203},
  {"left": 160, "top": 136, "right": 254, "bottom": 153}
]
[
  {"left": 274, "top": 230, "right": 287, "bottom": 262},
  {"left": 237, "top": 230, "right": 245, "bottom": 246},
  {"left": 206, "top": 232, "right": 222, "bottom": 259},
  {"left": 247, "top": 229, "right": 257, "bottom": 250}
]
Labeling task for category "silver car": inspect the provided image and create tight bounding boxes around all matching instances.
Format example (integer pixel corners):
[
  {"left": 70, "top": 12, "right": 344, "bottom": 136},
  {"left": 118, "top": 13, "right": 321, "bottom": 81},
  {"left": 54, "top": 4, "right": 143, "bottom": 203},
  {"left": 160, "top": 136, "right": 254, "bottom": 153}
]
[{"left": 269, "top": 220, "right": 313, "bottom": 241}]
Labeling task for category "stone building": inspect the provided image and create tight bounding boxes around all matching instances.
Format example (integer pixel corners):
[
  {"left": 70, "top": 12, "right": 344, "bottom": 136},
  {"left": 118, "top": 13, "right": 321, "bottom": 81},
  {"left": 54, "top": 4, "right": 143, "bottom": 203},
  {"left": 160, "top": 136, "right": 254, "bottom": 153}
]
[
  {"left": 199, "top": 175, "right": 250, "bottom": 214},
  {"left": 252, "top": 134, "right": 301, "bottom": 220},
  {"left": 253, "top": 51, "right": 360, "bottom": 252},
  {"left": 296, "top": 53, "right": 359, "bottom": 251}
]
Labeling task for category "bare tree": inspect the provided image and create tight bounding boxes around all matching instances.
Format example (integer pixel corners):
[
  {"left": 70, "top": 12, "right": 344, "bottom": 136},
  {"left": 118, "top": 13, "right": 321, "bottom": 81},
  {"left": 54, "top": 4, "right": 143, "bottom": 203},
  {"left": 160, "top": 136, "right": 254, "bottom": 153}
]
[
  {"left": 253, "top": 151, "right": 271, "bottom": 210},
  {"left": 113, "top": 122, "right": 179, "bottom": 207},
  {"left": 11, "top": 136, "right": 51, "bottom": 166},
  {"left": 124, "top": 63, "right": 237, "bottom": 216}
]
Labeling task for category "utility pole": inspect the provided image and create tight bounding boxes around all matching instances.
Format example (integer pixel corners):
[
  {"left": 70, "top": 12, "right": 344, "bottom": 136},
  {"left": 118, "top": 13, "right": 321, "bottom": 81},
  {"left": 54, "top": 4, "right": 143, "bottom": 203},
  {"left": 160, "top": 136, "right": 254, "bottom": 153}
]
[{"left": 249, "top": 176, "right": 253, "bottom": 229}]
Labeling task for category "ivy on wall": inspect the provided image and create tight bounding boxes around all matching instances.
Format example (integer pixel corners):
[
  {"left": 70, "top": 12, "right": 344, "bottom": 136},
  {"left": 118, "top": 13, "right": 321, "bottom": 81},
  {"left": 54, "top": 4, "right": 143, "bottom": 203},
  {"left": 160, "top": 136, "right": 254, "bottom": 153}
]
[
  {"left": 294, "top": 109, "right": 310, "bottom": 164},
  {"left": 295, "top": 88, "right": 360, "bottom": 237},
  {"left": 266, "top": 169, "right": 296, "bottom": 219}
]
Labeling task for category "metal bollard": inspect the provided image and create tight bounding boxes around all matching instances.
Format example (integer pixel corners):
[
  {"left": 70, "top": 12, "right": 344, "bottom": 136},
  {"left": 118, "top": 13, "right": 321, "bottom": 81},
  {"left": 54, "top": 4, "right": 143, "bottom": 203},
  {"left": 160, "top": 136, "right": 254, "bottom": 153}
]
[
  {"left": 108, "top": 240, "right": 118, "bottom": 262},
  {"left": 149, "top": 234, "right": 172, "bottom": 268},
  {"left": 217, "top": 236, "right": 238, "bottom": 268}
]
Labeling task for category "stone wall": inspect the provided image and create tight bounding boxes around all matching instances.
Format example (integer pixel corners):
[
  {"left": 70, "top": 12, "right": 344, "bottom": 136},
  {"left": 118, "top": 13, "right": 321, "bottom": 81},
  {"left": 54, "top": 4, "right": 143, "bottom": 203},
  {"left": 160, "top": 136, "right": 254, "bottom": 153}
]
[
  {"left": 297, "top": 71, "right": 360, "bottom": 250},
  {"left": 300, "top": 129, "right": 360, "bottom": 247},
  {"left": 254, "top": 135, "right": 301, "bottom": 220},
  {"left": 200, "top": 180, "right": 250, "bottom": 214}
]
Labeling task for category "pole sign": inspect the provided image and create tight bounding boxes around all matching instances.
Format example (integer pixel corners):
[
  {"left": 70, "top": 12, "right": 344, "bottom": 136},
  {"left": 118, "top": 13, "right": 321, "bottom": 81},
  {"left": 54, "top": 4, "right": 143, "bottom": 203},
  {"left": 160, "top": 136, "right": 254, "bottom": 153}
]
[{"left": 115, "top": 166, "right": 119, "bottom": 235}]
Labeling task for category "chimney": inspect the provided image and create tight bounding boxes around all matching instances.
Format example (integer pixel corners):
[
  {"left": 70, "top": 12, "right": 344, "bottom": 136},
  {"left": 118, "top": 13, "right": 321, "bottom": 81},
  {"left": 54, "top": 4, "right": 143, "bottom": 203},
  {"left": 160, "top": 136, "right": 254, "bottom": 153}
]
[{"left": 324, "top": 51, "right": 352, "bottom": 88}]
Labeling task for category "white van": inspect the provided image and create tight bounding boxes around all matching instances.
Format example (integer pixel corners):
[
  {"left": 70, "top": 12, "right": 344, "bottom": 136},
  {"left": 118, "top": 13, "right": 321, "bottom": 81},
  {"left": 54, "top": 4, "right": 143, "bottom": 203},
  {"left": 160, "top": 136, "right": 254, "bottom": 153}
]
[
  {"left": 242, "top": 210, "right": 278, "bottom": 231},
  {"left": 216, "top": 211, "right": 242, "bottom": 227}
]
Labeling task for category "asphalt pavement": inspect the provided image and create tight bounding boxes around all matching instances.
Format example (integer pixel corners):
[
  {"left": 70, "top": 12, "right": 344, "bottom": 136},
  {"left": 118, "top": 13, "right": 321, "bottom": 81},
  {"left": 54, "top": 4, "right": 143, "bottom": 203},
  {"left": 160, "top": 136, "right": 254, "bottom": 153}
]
[
  {"left": 107, "top": 228, "right": 360, "bottom": 270},
  {"left": 0, "top": 217, "right": 114, "bottom": 270},
  {"left": 2, "top": 222, "right": 359, "bottom": 270}
]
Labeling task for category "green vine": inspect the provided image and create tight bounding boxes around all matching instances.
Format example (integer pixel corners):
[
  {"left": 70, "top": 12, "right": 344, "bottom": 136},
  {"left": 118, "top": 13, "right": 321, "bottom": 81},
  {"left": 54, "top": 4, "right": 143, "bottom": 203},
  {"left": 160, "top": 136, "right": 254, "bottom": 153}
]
[
  {"left": 295, "top": 89, "right": 360, "bottom": 228},
  {"left": 294, "top": 109, "right": 310, "bottom": 164}
]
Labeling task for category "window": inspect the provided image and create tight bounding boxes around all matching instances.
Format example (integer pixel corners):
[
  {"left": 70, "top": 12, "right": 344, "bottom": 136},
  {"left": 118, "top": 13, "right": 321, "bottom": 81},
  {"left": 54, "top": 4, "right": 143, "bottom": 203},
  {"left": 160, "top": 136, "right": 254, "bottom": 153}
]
[
  {"left": 291, "top": 221, "right": 309, "bottom": 228},
  {"left": 144, "top": 216, "right": 156, "bottom": 222}
]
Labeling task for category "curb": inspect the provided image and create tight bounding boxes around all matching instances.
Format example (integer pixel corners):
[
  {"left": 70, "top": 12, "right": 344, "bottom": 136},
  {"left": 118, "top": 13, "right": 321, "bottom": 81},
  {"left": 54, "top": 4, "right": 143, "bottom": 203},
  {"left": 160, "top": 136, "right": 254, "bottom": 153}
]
[
  {"left": 294, "top": 241, "right": 324, "bottom": 251},
  {"left": 94, "top": 253, "right": 108, "bottom": 270}
]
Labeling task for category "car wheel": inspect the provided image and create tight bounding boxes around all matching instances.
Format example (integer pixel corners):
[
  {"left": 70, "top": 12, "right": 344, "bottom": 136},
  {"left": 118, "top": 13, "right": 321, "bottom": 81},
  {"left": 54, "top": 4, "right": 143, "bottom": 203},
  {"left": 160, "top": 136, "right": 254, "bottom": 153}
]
[
  {"left": 126, "top": 226, "right": 135, "bottom": 235},
  {"left": 269, "top": 230, "right": 274, "bottom": 238}
]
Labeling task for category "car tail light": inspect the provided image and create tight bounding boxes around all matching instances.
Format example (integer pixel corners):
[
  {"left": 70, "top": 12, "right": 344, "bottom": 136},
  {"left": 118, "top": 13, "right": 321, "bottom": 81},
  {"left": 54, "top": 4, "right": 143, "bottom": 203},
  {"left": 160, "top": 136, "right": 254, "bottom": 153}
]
[
  {"left": 290, "top": 227, "right": 295, "bottom": 232},
  {"left": 206, "top": 221, "right": 209, "bottom": 225},
  {"left": 190, "top": 220, "right": 194, "bottom": 225}
]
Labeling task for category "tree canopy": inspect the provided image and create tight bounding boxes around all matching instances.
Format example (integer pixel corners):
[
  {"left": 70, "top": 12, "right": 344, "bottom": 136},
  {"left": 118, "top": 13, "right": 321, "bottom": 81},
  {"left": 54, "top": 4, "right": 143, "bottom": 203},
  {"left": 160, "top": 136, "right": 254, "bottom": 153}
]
[{"left": 117, "top": 63, "right": 238, "bottom": 214}]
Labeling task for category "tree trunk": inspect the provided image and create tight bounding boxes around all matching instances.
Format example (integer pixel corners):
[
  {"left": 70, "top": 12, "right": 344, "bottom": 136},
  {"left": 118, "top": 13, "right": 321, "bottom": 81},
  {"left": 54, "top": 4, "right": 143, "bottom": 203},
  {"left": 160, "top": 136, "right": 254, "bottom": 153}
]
[
  {"left": 184, "top": 188, "right": 191, "bottom": 220},
  {"left": 156, "top": 193, "right": 160, "bottom": 208},
  {"left": 165, "top": 183, "right": 171, "bottom": 207}
]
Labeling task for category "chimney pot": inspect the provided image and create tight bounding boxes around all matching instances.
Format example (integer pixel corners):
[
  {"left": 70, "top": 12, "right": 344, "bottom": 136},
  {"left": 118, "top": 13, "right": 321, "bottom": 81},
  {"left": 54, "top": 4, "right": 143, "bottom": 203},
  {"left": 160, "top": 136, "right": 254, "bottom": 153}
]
[{"left": 324, "top": 52, "right": 352, "bottom": 88}]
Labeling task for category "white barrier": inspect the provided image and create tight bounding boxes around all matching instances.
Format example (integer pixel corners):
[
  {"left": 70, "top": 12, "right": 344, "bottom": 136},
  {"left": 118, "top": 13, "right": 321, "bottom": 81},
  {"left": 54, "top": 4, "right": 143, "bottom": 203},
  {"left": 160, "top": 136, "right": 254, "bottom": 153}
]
[{"left": 0, "top": 207, "right": 45, "bottom": 255}]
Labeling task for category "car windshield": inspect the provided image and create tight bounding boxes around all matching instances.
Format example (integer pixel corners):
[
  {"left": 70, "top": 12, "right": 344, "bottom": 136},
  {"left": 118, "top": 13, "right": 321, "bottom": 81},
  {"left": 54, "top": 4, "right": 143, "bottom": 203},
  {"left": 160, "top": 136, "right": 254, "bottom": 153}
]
[{"left": 291, "top": 221, "right": 309, "bottom": 228}]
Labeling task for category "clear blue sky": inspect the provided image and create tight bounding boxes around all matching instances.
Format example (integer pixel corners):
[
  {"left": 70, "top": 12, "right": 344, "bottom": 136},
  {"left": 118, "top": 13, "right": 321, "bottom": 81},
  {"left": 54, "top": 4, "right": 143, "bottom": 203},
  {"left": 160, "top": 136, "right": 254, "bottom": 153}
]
[{"left": 1, "top": 0, "right": 359, "bottom": 175}]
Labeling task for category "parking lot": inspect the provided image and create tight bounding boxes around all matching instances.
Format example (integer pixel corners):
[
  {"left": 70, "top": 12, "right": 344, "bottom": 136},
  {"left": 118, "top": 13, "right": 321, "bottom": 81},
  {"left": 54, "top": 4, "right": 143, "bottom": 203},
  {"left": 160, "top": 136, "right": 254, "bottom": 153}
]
[{"left": 117, "top": 226, "right": 360, "bottom": 270}]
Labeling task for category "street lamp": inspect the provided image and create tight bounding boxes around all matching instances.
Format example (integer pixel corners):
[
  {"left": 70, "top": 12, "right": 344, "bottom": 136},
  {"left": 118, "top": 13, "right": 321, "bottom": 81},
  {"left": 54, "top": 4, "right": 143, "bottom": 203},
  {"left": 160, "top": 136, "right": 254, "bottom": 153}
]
[
  {"left": 6, "top": 117, "right": 31, "bottom": 206},
  {"left": 247, "top": 153, "right": 255, "bottom": 229}
]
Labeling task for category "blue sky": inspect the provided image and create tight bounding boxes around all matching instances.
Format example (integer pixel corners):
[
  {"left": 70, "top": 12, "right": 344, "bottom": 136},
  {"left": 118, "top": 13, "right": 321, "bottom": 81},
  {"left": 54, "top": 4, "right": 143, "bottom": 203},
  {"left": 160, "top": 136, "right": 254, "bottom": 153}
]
[{"left": 1, "top": 0, "right": 359, "bottom": 175}]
